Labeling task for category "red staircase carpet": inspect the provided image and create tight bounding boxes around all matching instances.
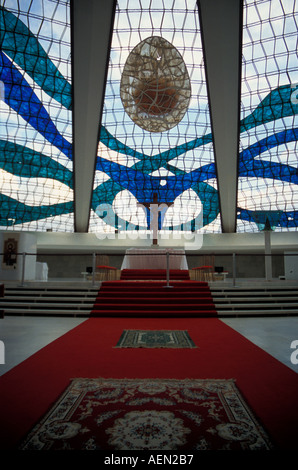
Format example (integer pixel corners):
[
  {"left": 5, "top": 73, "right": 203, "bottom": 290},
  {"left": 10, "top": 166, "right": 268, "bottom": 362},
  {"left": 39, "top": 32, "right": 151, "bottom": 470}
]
[
  {"left": 120, "top": 269, "right": 190, "bottom": 280},
  {"left": 90, "top": 277, "right": 217, "bottom": 318}
]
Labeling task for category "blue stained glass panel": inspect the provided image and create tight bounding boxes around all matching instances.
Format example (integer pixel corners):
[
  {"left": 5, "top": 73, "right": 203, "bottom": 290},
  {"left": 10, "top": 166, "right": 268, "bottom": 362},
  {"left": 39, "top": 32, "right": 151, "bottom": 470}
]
[
  {"left": 238, "top": 0, "right": 298, "bottom": 232},
  {"left": 0, "top": 0, "right": 73, "bottom": 232}
]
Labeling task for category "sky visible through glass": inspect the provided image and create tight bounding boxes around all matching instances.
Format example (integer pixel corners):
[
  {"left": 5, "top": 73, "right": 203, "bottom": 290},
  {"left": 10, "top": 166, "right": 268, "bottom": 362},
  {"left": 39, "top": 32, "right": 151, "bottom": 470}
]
[{"left": 0, "top": 0, "right": 297, "bottom": 234}]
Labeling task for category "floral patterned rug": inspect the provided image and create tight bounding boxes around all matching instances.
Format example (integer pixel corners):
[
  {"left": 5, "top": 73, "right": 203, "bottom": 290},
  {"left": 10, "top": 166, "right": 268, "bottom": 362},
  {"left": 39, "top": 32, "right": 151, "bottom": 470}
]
[
  {"left": 115, "top": 330, "right": 197, "bottom": 348},
  {"left": 19, "top": 378, "right": 273, "bottom": 451}
]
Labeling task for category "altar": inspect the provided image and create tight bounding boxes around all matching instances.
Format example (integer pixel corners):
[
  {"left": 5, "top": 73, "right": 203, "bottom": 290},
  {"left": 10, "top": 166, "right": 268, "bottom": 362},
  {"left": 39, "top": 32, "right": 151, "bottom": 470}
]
[{"left": 121, "top": 248, "right": 188, "bottom": 270}]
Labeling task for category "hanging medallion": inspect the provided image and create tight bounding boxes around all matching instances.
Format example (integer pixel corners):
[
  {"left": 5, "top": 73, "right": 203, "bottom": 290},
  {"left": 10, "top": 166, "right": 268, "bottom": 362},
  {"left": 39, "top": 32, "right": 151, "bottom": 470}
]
[{"left": 120, "top": 36, "right": 191, "bottom": 133}]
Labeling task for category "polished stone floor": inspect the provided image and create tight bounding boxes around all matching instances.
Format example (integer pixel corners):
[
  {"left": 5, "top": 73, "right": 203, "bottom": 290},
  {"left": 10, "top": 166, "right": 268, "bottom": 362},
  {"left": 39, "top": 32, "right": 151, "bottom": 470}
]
[
  {"left": 0, "top": 316, "right": 86, "bottom": 376},
  {"left": 221, "top": 317, "right": 298, "bottom": 373},
  {"left": 0, "top": 315, "right": 297, "bottom": 376}
]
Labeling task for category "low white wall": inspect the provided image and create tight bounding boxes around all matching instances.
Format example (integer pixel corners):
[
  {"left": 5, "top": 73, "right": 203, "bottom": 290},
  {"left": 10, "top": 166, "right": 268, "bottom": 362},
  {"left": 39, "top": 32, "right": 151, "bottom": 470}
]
[
  {"left": 0, "top": 230, "right": 297, "bottom": 280},
  {"left": 33, "top": 231, "right": 298, "bottom": 255}
]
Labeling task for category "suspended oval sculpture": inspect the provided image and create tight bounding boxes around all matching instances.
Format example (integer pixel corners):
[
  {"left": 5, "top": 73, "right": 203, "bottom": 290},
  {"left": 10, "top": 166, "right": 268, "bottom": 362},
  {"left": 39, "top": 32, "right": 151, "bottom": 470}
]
[{"left": 120, "top": 36, "right": 191, "bottom": 133}]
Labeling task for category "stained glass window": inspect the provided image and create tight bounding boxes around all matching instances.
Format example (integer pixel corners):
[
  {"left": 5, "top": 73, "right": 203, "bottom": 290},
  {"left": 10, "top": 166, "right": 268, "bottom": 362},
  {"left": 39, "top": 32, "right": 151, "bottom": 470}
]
[
  {"left": 237, "top": 0, "right": 298, "bottom": 232},
  {"left": 90, "top": 0, "right": 220, "bottom": 236},
  {"left": 1, "top": 0, "right": 297, "bottom": 235},
  {"left": 0, "top": 0, "right": 73, "bottom": 231}
]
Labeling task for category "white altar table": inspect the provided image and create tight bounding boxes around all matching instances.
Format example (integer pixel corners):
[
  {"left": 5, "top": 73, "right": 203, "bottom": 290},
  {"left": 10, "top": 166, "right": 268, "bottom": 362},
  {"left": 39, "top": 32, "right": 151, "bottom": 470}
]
[{"left": 121, "top": 248, "right": 188, "bottom": 270}]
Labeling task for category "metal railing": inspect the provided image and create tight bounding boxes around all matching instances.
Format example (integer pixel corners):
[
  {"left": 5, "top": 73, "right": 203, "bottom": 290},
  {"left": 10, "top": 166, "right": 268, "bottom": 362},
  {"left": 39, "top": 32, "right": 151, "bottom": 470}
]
[{"left": 0, "top": 250, "right": 297, "bottom": 287}]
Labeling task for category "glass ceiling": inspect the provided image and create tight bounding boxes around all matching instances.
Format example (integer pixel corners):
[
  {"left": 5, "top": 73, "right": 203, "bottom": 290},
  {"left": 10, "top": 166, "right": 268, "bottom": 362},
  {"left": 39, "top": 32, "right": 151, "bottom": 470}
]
[
  {"left": 0, "top": 0, "right": 73, "bottom": 231},
  {"left": 238, "top": 0, "right": 298, "bottom": 232},
  {"left": 0, "top": 0, "right": 297, "bottom": 234},
  {"left": 90, "top": 0, "right": 219, "bottom": 236}
]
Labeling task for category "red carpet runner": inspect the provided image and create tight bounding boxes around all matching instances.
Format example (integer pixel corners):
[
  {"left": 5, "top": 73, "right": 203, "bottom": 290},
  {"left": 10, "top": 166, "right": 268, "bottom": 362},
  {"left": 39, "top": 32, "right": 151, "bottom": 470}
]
[
  {"left": 0, "top": 317, "right": 298, "bottom": 450},
  {"left": 90, "top": 277, "right": 217, "bottom": 318}
]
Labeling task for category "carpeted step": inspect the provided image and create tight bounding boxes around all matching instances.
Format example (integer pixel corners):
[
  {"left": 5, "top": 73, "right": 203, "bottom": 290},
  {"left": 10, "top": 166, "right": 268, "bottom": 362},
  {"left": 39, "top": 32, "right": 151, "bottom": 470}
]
[
  {"left": 97, "top": 290, "right": 212, "bottom": 295},
  {"left": 100, "top": 281, "right": 209, "bottom": 290},
  {"left": 94, "top": 296, "right": 214, "bottom": 304},
  {"left": 98, "top": 289, "right": 212, "bottom": 295},
  {"left": 100, "top": 285, "right": 210, "bottom": 293},
  {"left": 90, "top": 309, "right": 217, "bottom": 317},
  {"left": 120, "top": 269, "right": 190, "bottom": 273},
  {"left": 90, "top": 278, "right": 217, "bottom": 318},
  {"left": 120, "top": 277, "right": 191, "bottom": 281},
  {"left": 103, "top": 280, "right": 203, "bottom": 286},
  {"left": 120, "top": 269, "right": 190, "bottom": 280},
  {"left": 119, "top": 274, "right": 189, "bottom": 277},
  {"left": 98, "top": 292, "right": 212, "bottom": 298},
  {"left": 92, "top": 302, "right": 216, "bottom": 311},
  {"left": 99, "top": 284, "right": 208, "bottom": 289}
]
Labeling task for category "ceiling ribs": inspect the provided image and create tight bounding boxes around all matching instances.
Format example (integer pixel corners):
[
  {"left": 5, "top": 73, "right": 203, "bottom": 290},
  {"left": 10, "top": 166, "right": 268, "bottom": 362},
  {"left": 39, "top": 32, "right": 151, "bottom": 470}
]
[
  {"left": 198, "top": 0, "right": 243, "bottom": 232},
  {"left": 72, "top": 0, "right": 116, "bottom": 232}
]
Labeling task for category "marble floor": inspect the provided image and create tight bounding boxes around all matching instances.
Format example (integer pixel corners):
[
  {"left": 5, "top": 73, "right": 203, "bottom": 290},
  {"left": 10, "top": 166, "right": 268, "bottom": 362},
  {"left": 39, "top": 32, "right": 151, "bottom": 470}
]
[{"left": 0, "top": 315, "right": 297, "bottom": 376}]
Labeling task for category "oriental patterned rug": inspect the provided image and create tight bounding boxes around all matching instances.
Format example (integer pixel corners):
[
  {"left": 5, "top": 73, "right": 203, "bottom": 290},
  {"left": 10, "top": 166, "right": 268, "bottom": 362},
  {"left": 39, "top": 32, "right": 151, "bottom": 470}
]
[
  {"left": 19, "top": 378, "right": 273, "bottom": 451},
  {"left": 115, "top": 330, "right": 197, "bottom": 348}
]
